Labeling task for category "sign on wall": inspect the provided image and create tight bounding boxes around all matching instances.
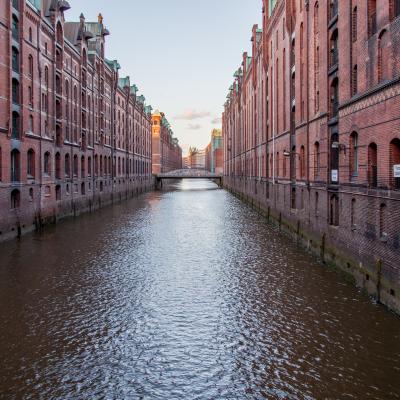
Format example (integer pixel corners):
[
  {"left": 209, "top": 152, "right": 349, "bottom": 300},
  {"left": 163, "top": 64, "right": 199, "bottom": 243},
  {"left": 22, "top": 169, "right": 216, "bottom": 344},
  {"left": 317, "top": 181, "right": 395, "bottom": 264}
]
[
  {"left": 331, "top": 170, "right": 338, "bottom": 182},
  {"left": 394, "top": 165, "right": 400, "bottom": 178}
]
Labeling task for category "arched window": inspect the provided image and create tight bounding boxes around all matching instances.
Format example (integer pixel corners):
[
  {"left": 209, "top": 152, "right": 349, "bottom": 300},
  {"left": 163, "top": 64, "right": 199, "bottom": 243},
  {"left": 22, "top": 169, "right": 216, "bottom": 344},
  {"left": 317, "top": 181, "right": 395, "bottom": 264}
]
[
  {"left": 29, "top": 27, "right": 33, "bottom": 42},
  {"left": 73, "top": 155, "right": 78, "bottom": 176},
  {"left": 12, "top": 78, "right": 19, "bottom": 104},
  {"left": 12, "top": 47, "right": 19, "bottom": 72},
  {"left": 329, "top": 194, "right": 339, "bottom": 226},
  {"left": 12, "top": 15, "right": 19, "bottom": 41},
  {"left": 378, "top": 30, "right": 390, "bottom": 82},
  {"left": 12, "top": 111, "right": 20, "bottom": 139},
  {"left": 348, "top": 132, "right": 358, "bottom": 179},
  {"left": 11, "top": 149, "right": 20, "bottom": 182},
  {"left": 351, "top": 65, "right": 358, "bottom": 96},
  {"left": 88, "top": 156, "right": 92, "bottom": 176},
  {"left": 368, "top": 0, "right": 377, "bottom": 36},
  {"left": 81, "top": 156, "right": 85, "bottom": 178},
  {"left": 28, "top": 55, "right": 33, "bottom": 77},
  {"left": 27, "top": 149, "right": 35, "bottom": 178},
  {"left": 330, "top": 78, "right": 339, "bottom": 117},
  {"left": 314, "top": 2, "right": 319, "bottom": 34},
  {"left": 300, "top": 145, "right": 306, "bottom": 178},
  {"left": 330, "top": 29, "right": 338, "bottom": 68},
  {"left": 81, "top": 182, "right": 85, "bottom": 195},
  {"left": 55, "top": 152, "right": 61, "bottom": 179},
  {"left": 314, "top": 141, "right": 320, "bottom": 178},
  {"left": 352, "top": 7, "right": 358, "bottom": 42},
  {"left": 390, "top": 138, "right": 400, "bottom": 189},
  {"left": 368, "top": 142, "right": 378, "bottom": 187},
  {"left": 329, "top": 0, "right": 338, "bottom": 21},
  {"left": 44, "top": 151, "right": 51, "bottom": 175},
  {"left": 44, "top": 66, "right": 49, "bottom": 88},
  {"left": 56, "top": 22, "right": 63, "bottom": 45},
  {"left": 28, "top": 85, "right": 33, "bottom": 106},
  {"left": 11, "top": 189, "right": 20, "bottom": 209},
  {"left": 65, "top": 153, "right": 70, "bottom": 177}
]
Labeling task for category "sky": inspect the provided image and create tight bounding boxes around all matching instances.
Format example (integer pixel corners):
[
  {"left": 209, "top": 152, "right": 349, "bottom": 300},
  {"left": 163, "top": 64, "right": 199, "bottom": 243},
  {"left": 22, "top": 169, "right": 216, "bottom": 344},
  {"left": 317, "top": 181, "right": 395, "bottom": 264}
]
[{"left": 67, "top": 0, "right": 261, "bottom": 155}]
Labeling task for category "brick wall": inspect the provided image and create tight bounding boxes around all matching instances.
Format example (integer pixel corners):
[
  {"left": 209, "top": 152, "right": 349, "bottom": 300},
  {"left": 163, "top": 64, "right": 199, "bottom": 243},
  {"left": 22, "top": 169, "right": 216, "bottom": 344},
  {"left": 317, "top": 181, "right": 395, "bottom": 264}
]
[
  {"left": 0, "top": 0, "right": 154, "bottom": 241},
  {"left": 223, "top": 0, "right": 400, "bottom": 314}
]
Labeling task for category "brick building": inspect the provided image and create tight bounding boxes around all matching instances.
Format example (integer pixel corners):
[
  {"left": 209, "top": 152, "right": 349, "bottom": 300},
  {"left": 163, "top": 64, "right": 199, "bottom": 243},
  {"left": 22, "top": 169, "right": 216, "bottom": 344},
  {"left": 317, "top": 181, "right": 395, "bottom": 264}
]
[
  {"left": 205, "top": 128, "right": 223, "bottom": 174},
  {"left": 223, "top": 0, "right": 400, "bottom": 313},
  {"left": 151, "top": 110, "right": 182, "bottom": 174},
  {"left": 0, "top": 0, "right": 153, "bottom": 241}
]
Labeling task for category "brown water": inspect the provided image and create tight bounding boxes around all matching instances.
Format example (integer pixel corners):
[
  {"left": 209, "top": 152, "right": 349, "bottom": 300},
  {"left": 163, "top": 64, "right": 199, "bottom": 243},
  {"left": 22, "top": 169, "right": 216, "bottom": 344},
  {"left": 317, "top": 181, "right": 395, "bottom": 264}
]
[{"left": 0, "top": 180, "right": 399, "bottom": 400}]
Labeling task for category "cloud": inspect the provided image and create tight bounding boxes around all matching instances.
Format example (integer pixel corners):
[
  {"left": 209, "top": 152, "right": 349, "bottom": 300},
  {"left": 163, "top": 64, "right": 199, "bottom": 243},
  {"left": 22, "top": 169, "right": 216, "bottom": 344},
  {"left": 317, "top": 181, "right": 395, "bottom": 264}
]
[
  {"left": 211, "top": 117, "right": 222, "bottom": 124},
  {"left": 175, "top": 110, "right": 211, "bottom": 120},
  {"left": 187, "top": 124, "right": 202, "bottom": 131}
]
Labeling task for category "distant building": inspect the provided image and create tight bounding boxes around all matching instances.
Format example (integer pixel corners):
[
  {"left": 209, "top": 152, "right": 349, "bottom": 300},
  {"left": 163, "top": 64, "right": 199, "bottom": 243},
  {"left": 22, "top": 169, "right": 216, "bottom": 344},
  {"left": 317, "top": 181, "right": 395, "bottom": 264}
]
[
  {"left": 190, "top": 149, "right": 206, "bottom": 170},
  {"left": 151, "top": 111, "right": 182, "bottom": 174},
  {"left": 205, "top": 129, "right": 223, "bottom": 174}
]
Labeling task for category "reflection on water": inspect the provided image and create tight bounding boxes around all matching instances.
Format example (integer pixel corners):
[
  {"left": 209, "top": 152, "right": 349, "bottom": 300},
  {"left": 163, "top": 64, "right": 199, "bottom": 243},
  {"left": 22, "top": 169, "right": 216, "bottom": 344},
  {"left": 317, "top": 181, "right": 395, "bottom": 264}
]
[{"left": 0, "top": 180, "right": 399, "bottom": 399}]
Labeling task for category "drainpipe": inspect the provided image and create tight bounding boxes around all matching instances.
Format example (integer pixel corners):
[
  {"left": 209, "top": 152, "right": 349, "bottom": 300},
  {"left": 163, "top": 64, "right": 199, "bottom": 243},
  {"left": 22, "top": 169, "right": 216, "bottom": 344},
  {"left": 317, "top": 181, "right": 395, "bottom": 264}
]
[{"left": 306, "top": 0, "right": 310, "bottom": 189}]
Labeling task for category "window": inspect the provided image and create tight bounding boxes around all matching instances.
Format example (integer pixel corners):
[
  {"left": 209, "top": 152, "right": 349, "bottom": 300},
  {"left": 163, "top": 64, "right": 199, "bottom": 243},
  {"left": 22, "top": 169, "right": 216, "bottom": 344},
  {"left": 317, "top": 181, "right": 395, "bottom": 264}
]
[
  {"left": 81, "top": 182, "right": 85, "bottom": 195},
  {"left": 378, "top": 30, "right": 390, "bottom": 82},
  {"left": 44, "top": 152, "right": 51, "bottom": 175},
  {"left": 11, "top": 189, "right": 20, "bottom": 209},
  {"left": 28, "top": 86, "right": 33, "bottom": 106},
  {"left": 55, "top": 153, "right": 61, "bottom": 179},
  {"left": 12, "top": 15, "right": 19, "bottom": 41},
  {"left": 29, "top": 115, "right": 33, "bottom": 132},
  {"left": 73, "top": 154, "right": 78, "bottom": 176},
  {"left": 27, "top": 149, "right": 35, "bottom": 178},
  {"left": 314, "top": 2, "right": 319, "bottom": 33},
  {"left": 12, "top": 47, "right": 19, "bottom": 72},
  {"left": 11, "top": 149, "right": 20, "bottom": 182},
  {"left": 368, "top": 0, "right": 377, "bottom": 36},
  {"left": 65, "top": 154, "right": 70, "bottom": 177},
  {"left": 390, "top": 138, "right": 400, "bottom": 189},
  {"left": 29, "top": 27, "right": 33, "bottom": 43},
  {"left": 330, "top": 78, "right": 339, "bottom": 118},
  {"left": 44, "top": 66, "right": 49, "bottom": 88},
  {"left": 12, "top": 79, "right": 19, "bottom": 104},
  {"left": 28, "top": 55, "right": 33, "bottom": 77},
  {"left": 81, "top": 156, "right": 85, "bottom": 178},
  {"left": 56, "top": 185, "right": 61, "bottom": 201},
  {"left": 330, "top": 29, "right": 338, "bottom": 68},
  {"left": 329, "top": 194, "right": 339, "bottom": 226},
  {"left": 350, "top": 132, "right": 359, "bottom": 177},
  {"left": 300, "top": 145, "right": 306, "bottom": 179},
  {"left": 329, "top": 0, "right": 338, "bottom": 21},
  {"left": 12, "top": 111, "right": 20, "bottom": 139},
  {"left": 315, "top": 192, "right": 319, "bottom": 217},
  {"left": 314, "top": 141, "right": 320, "bottom": 178},
  {"left": 352, "top": 7, "right": 357, "bottom": 42},
  {"left": 351, "top": 198, "right": 356, "bottom": 228},
  {"left": 368, "top": 142, "right": 378, "bottom": 187},
  {"left": 88, "top": 157, "right": 92, "bottom": 176},
  {"left": 351, "top": 65, "right": 358, "bottom": 96}
]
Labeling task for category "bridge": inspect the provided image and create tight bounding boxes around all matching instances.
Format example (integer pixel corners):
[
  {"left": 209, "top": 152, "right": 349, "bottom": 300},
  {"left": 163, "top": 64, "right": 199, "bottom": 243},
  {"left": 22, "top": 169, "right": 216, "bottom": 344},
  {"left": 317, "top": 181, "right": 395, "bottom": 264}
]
[{"left": 155, "top": 169, "right": 223, "bottom": 188}]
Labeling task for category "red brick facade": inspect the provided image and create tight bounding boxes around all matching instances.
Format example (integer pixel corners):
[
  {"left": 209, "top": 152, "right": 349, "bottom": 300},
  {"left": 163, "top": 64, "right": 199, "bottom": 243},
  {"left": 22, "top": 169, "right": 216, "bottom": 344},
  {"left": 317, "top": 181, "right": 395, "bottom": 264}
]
[
  {"left": 0, "top": 0, "right": 153, "bottom": 241},
  {"left": 223, "top": 0, "right": 400, "bottom": 313},
  {"left": 151, "top": 111, "right": 182, "bottom": 174}
]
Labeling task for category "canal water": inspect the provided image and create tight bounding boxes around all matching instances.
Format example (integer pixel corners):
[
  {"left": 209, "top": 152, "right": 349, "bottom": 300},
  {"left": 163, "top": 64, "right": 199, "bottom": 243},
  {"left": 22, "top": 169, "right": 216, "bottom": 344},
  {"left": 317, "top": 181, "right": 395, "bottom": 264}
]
[{"left": 0, "top": 180, "right": 399, "bottom": 399}]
